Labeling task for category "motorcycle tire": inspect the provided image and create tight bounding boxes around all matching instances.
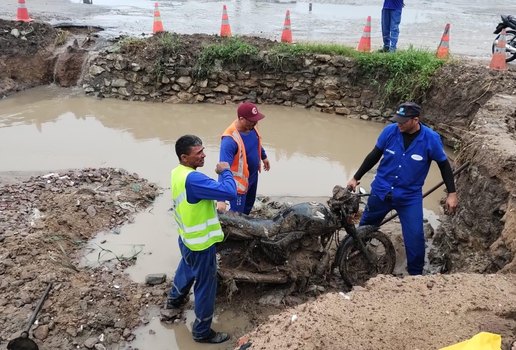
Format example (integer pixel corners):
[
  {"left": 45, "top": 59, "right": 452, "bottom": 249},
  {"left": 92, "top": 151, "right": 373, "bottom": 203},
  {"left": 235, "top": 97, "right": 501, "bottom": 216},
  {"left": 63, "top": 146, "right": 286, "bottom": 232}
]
[
  {"left": 492, "top": 30, "right": 516, "bottom": 63},
  {"left": 337, "top": 230, "right": 396, "bottom": 289}
]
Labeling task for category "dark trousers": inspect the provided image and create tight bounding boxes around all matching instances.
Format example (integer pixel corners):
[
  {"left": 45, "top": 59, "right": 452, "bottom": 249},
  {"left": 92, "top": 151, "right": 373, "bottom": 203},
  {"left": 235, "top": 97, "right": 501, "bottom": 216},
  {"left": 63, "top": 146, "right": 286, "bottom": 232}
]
[
  {"left": 229, "top": 176, "right": 258, "bottom": 215},
  {"left": 168, "top": 238, "right": 218, "bottom": 339}
]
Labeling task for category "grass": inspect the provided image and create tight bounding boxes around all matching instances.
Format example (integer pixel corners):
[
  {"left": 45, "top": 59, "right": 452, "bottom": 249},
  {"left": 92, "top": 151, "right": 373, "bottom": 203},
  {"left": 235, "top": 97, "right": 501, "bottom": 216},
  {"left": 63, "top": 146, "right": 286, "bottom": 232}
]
[
  {"left": 193, "top": 37, "right": 259, "bottom": 78},
  {"left": 265, "top": 42, "right": 444, "bottom": 103},
  {"left": 117, "top": 35, "right": 445, "bottom": 104},
  {"left": 152, "top": 33, "right": 183, "bottom": 82},
  {"left": 157, "top": 32, "right": 182, "bottom": 55},
  {"left": 355, "top": 47, "right": 445, "bottom": 104}
]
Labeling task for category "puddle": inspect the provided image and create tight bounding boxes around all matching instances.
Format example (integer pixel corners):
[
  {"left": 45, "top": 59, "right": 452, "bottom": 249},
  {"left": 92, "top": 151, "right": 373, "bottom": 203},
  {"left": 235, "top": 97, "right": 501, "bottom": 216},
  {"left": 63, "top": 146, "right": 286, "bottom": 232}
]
[{"left": 127, "top": 306, "right": 250, "bottom": 350}]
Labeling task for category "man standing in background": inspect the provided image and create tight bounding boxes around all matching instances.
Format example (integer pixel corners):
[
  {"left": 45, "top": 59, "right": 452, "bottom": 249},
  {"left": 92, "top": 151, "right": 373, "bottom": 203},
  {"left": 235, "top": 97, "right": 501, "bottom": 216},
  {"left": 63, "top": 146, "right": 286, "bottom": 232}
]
[
  {"left": 218, "top": 102, "right": 270, "bottom": 215},
  {"left": 381, "top": 0, "right": 404, "bottom": 52}
]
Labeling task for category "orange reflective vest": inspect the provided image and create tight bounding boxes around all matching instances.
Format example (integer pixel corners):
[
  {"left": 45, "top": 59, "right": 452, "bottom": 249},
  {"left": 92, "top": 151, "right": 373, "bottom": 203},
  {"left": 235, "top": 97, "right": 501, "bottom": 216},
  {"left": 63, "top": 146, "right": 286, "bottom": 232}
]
[{"left": 222, "top": 121, "right": 262, "bottom": 194}]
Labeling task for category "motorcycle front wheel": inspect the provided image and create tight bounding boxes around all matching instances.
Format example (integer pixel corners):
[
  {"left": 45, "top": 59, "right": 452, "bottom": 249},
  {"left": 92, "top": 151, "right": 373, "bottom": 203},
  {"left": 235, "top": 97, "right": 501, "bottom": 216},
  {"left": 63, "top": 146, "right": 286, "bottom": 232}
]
[
  {"left": 492, "top": 30, "right": 516, "bottom": 63},
  {"left": 337, "top": 230, "right": 396, "bottom": 289}
]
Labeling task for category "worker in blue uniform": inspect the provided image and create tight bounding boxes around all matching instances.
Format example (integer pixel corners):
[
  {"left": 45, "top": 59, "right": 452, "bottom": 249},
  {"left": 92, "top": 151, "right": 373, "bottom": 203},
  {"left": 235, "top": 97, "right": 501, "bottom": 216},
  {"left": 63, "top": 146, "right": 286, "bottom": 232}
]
[
  {"left": 166, "top": 134, "right": 236, "bottom": 344},
  {"left": 218, "top": 102, "right": 270, "bottom": 215},
  {"left": 347, "top": 102, "right": 458, "bottom": 275},
  {"left": 381, "top": 0, "right": 404, "bottom": 52}
]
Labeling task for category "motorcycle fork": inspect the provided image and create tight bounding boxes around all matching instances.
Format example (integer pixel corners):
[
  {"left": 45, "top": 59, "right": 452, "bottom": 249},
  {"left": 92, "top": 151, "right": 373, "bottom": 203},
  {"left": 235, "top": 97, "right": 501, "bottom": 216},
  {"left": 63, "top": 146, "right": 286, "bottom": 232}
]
[{"left": 344, "top": 221, "right": 376, "bottom": 267}]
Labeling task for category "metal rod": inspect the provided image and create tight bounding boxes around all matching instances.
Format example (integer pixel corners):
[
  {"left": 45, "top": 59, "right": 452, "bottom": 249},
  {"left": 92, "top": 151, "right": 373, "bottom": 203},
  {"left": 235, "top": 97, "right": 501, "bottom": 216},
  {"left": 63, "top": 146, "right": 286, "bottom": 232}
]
[
  {"left": 379, "top": 161, "right": 470, "bottom": 226},
  {"left": 23, "top": 283, "right": 53, "bottom": 334}
]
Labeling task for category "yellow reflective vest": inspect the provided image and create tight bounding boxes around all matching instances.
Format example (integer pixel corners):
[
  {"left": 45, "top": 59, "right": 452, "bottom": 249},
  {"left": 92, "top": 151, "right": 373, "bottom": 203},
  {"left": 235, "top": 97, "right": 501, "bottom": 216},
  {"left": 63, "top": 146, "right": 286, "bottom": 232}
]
[{"left": 171, "top": 165, "right": 224, "bottom": 251}]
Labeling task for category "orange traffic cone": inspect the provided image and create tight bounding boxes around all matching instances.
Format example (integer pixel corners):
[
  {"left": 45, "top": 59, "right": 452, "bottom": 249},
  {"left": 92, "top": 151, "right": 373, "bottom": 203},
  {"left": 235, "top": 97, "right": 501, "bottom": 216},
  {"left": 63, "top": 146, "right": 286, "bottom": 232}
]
[
  {"left": 281, "top": 10, "right": 292, "bottom": 43},
  {"left": 490, "top": 29, "right": 508, "bottom": 71},
  {"left": 436, "top": 23, "right": 450, "bottom": 59},
  {"left": 153, "top": 2, "right": 164, "bottom": 34},
  {"left": 16, "top": 0, "right": 33, "bottom": 22},
  {"left": 220, "top": 5, "right": 232, "bottom": 37},
  {"left": 357, "top": 16, "right": 371, "bottom": 52}
]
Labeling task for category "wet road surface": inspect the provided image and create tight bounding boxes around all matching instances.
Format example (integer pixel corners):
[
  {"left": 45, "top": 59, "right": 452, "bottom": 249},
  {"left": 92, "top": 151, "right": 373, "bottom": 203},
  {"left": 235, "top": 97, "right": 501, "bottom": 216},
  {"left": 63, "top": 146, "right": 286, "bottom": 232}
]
[{"left": 1, "top": 0, "right": 515, "bottom": 59}]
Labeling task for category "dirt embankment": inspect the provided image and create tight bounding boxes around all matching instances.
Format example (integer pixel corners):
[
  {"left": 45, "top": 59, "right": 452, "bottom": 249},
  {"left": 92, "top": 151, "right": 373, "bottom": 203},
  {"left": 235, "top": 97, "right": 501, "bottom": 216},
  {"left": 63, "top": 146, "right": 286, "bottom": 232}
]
[
  {"left": 419, "top": 64, "right": 516, "bottom": 274},
  {"left": 0, "top": 19, "right": 102, "bottom": 97},
  {"left": 0, "top": 169, "right": 169, "bottom": 349}
]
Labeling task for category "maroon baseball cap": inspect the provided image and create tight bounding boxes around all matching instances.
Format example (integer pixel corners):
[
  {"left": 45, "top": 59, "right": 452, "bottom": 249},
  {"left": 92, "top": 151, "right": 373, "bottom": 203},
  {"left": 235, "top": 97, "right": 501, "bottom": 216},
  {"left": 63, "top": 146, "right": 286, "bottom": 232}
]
[{"left": 237, "top": 102, "right": 265, "bottom": 122}]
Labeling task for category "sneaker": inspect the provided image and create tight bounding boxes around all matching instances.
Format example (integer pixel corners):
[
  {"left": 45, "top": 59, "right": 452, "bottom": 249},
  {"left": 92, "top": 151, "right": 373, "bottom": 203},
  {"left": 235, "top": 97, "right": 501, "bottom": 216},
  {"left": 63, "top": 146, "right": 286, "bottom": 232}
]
[
  {"left": 193, "top": 329, "right": 230, "bottom": 344},
  {"left": 377, "top": 47, "right": 389, "bottom": 53}
]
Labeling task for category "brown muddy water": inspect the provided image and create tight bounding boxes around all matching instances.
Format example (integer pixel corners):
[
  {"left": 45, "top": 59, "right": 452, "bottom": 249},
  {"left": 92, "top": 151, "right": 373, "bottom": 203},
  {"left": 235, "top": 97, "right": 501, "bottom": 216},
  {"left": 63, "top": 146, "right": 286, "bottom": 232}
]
[{"left": 0, "top": 85, "right": 448, "bottom": 349}]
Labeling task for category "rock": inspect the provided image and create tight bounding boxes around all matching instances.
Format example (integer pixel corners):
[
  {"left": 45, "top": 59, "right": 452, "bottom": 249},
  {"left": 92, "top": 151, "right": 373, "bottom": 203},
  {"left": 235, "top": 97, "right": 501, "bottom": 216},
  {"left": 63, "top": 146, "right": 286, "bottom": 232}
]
[
  {"left": 114, "top": 320, "right": 126, "bottom": 329},
  {"left": 11, "top": 28, "right": 20, "bottom": 38},
  {"left": 86, "top": 205, "right": 97, "bottom": 217},
  {"left": 176, "top": 76, "right": 193, "bottom": 89},
  {"left": 89, "top": 65, "right": 105, "bottom": 76},
  {"left": 122, "top": 328, "right": 132, "bottom": 338},
  {"left": 145, "top": 273, "right": 166, "bottom": 285},
  {"left": 213, "top": 84, "right": 229, "bottom": 93},
  {"left": 94, "top": 344, "right": 106, "bottom": 350},
  {"left": 66, "top": 327, "right": 78, "bottom": 337},
  {"left": 33, "top": 325, "right": 49, "bottom": 340},
  {"left": 160, "top": 308, "right": 182, "bottom": 321},
  {"left": 84, "top": 336, "right": 98, "bottom": 348},
  {"left": 335, "top": 107, "right": 351, "bottom": 115},
  {"left": 111, "top": 79, "right": 128, "bottom": 88}
]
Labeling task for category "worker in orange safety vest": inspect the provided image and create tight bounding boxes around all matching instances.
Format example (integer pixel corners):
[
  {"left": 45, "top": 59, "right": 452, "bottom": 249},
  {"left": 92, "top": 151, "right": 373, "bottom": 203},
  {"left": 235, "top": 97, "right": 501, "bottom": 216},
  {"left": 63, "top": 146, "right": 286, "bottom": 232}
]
[{"left": 217, "top": 102, "right": 270, "bottom": 214}]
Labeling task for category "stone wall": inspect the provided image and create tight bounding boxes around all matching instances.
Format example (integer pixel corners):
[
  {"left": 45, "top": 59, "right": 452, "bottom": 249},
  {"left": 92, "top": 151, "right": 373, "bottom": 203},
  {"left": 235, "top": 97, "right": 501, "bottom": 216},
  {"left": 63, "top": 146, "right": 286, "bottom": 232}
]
[{"left": 81, "top": 51, "right": 387, "bottom": 121}]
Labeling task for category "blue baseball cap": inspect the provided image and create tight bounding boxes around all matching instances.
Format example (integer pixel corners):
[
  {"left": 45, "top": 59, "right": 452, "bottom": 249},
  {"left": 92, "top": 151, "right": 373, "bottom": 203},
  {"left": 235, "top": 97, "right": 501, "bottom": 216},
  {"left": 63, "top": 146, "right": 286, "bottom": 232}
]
[{"left": 390, "top": 102, "right": 421, "bottom": 123}]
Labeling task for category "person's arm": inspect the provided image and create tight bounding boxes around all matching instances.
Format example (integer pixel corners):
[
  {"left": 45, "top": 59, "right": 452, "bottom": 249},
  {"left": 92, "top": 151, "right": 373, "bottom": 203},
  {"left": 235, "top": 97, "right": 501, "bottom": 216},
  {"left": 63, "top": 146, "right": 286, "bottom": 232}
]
[
  {"left": 217, "top": 137, "right": 238, "bottom": 211},
  {"left": 220, "top": 136, "right": 238, "bottom": 164},
  {"left": 347, "top": 146, "right": 382, "bottom": 189},
  {"left": 437, "top": 159, "right": 458, "bottom": 214},
  {"left": 186, "top": 168, "right": 237, "bottom": 204},
  {"left": 261, "top": 147, "right": 270, "bottom": 171}
]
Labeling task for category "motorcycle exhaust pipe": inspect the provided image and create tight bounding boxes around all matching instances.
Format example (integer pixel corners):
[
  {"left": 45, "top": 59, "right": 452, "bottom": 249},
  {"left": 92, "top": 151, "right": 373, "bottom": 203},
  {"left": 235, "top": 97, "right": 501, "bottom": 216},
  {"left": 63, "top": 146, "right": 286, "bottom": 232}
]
[{"left": 506, "top": 45, "right": 516, "bottom": 53}]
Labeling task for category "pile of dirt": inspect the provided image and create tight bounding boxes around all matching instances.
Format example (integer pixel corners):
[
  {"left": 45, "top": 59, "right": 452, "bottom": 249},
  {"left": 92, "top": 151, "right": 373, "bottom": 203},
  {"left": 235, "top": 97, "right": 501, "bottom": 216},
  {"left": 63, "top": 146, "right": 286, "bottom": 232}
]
[
  {"left": 0, "top": 19, "right": 57, "bottom": 55},
  {"left": 243, "top": 273, "right": 516, "bottom": 350},
  {"left": 0, "top": 168, "right": 172, "bottom": 349}
]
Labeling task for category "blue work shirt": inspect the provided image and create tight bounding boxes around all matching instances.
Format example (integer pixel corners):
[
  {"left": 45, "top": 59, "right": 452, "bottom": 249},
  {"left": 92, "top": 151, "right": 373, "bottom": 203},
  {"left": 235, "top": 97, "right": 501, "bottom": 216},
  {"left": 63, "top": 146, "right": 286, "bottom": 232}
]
[
  {"left": 371, "top": 123, "right": 447, "bottom": 204},
  {"left": 185, "top": 168, "right": 237, "bottom": 204},
  {"left": 220, "top": 129, "right": 267, "bottom": 185},
  {"left": 383, "top": 0, "right": 404, "bottom": 10}
]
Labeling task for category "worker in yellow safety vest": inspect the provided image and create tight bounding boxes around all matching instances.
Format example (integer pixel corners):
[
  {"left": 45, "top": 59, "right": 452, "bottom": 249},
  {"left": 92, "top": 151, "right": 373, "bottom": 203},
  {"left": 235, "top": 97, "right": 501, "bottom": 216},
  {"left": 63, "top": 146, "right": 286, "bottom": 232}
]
[
  {"left": 166, "top": 135, "right": 236, "bottom": 344},
  {"left": 217, "top": 102, "right": 270, "bottom": 214}
]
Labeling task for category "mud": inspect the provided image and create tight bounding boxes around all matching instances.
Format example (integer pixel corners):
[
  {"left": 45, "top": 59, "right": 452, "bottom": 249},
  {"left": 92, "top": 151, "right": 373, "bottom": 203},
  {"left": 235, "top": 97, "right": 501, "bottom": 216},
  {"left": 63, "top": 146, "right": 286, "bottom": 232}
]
[{"left": 0, "top": 168, "right": 167, "bottom": 349}]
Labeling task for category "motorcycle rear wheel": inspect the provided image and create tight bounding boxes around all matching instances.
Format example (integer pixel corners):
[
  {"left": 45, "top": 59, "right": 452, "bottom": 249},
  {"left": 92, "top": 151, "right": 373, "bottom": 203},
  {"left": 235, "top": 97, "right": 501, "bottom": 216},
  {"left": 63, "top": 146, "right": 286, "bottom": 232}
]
[
  {"left": 337, "top": 230, "right": 395, "bottom": 289},
  {"left": 492, "top": 30, "right": 516, "bottom": 63}
]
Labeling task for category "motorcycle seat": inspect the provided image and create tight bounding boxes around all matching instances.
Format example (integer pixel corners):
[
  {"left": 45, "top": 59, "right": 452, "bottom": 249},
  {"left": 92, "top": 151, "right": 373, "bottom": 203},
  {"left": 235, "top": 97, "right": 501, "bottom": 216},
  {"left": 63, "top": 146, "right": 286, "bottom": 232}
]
[{"left": 501, "top": 15, "right": 516, "bottom": 30}]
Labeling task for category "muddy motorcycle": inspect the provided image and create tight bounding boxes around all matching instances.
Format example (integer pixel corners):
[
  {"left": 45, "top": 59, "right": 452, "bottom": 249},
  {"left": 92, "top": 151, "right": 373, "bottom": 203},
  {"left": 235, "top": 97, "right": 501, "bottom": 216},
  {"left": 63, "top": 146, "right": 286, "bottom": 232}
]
[
  {"left": 217, "top": 186, "right": 396, "bottom": 290},
  {"left": 492, "top": 15, "right": 516, "bottom": 63}
]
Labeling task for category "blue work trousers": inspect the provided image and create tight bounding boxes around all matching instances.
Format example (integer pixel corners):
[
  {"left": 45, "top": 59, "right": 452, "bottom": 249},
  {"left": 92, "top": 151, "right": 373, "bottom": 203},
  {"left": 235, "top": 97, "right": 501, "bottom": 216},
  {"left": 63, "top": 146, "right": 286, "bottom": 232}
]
[
  {"left": 230, "top": 176, "right": 258, "bottom": 215},
  {"left": 360, "top": 193, "right": 425, "bottom": 275},
  {"left": 381, "top": 8, "right": 402, "bottom": 51},
  {"left": 168, "top": 238, "right": 218, "bottom": 339}
]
